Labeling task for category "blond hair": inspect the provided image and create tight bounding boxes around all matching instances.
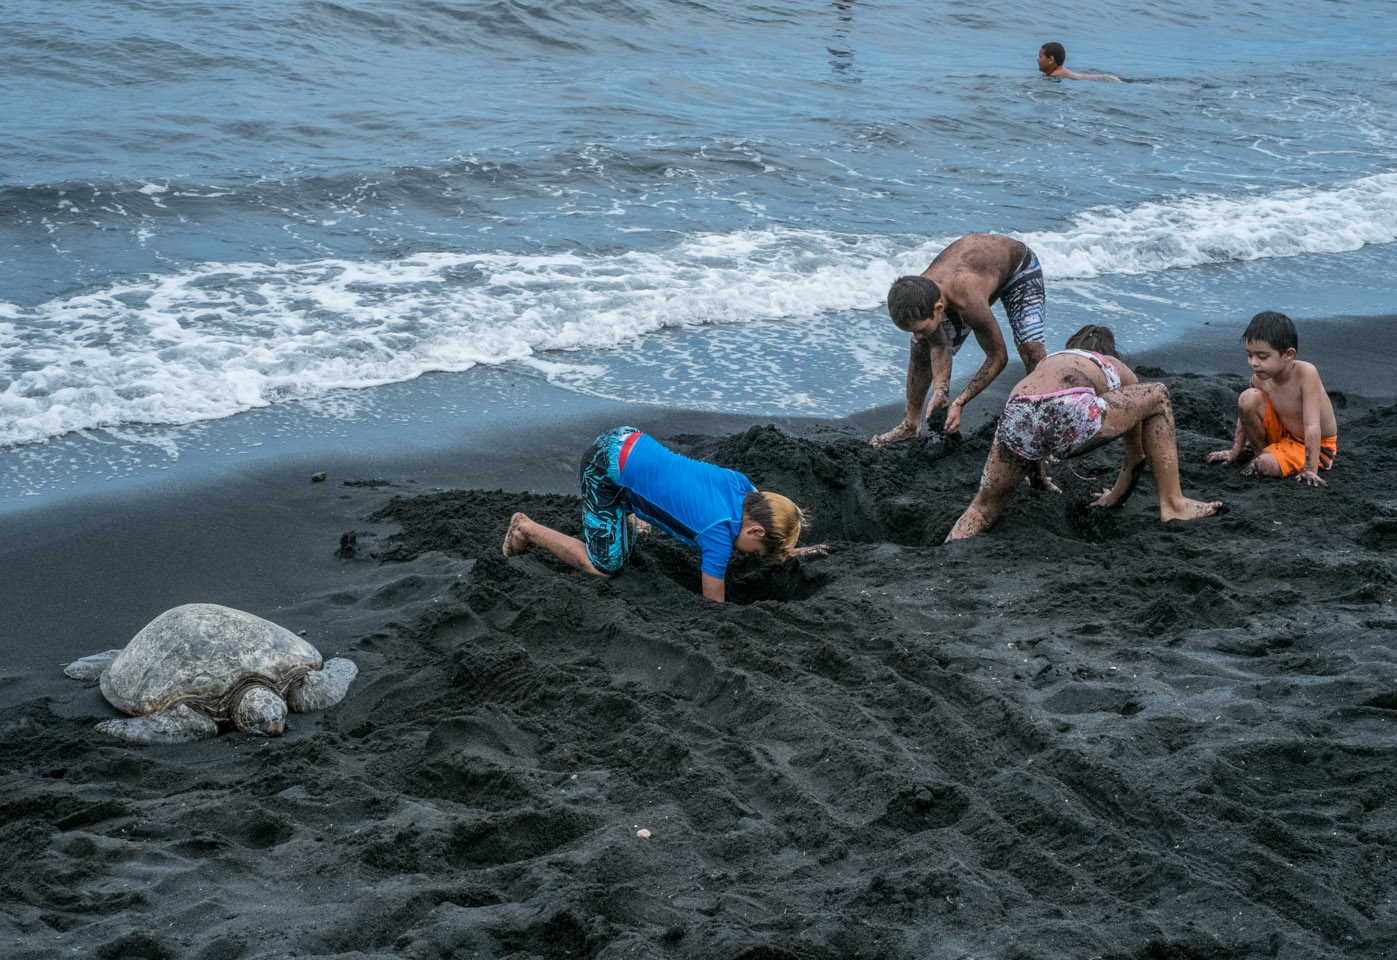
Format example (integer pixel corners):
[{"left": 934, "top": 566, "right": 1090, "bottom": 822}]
[{"left": 743, "top": 491, "right": 807, "bottom": 563}]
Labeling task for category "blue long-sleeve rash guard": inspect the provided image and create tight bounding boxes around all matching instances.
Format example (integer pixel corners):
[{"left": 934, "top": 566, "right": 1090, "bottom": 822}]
[{"left": 618, "top": 433, "right": 755, "bottom": 578}]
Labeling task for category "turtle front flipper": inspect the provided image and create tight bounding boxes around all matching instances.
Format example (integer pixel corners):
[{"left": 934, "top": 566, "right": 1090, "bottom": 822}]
[
  {"left": 288, "top": 657, "right": 358, "bottom": 713},
  {"left": 64, "top": 650, "right": 125, "bottom": 681},
  {"left": 96, "top": 704, "right": 219, "bottom": 744}
]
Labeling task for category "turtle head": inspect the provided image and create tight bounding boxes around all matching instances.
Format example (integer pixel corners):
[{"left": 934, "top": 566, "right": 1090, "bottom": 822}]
[{"left": 234, "top": 685, "right": 288, "bottom": 736}]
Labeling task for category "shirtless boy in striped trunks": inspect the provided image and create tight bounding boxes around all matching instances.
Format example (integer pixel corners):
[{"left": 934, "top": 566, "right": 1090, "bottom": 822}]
[{"left": 874, "top": 233, "right": 1049, "bottom": 446}]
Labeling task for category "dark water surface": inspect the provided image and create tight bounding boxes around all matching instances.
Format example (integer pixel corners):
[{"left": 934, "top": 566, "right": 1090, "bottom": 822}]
[{"left": 2, "top": 0, "right": 1395, "bottom": 498}]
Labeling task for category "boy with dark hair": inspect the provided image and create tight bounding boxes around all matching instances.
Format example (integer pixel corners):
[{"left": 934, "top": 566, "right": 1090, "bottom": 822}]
[
  {"left": 1207, "top": 311, "right": 1337, "bottom": 486},
  {"left": 1037, "top": 42, "right": 1112, "bottom": 81},
  {"left": 875, "top": 233, "right": 1047, "bottom": 446}
]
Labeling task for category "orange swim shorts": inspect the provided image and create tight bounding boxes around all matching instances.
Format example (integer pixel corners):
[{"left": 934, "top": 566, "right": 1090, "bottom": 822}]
[{"left": 1260, "top": 393, "right": 1337, "bottom": 477}]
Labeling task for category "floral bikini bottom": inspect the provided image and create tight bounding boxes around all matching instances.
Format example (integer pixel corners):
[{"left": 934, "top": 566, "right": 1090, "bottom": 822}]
[{"left": 997, "top": 387, "right": 1107, "bottom": 461}]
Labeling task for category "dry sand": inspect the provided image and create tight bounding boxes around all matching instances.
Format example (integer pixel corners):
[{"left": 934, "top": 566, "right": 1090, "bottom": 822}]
[{"left": 2, "top": 317, "right": 1395, "bottom": 959}]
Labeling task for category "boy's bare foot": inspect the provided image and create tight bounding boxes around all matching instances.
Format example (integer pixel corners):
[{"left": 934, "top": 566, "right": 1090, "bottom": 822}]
[
  {"left": 634, "top": 518, "right": 652, "bottom": 535},
  {"left": 871, "top": 421, "right": 918, "bottom": 447},
  {"left": 502, "top": 512, "right": 531, "bottom": 556},
  {"left": 1161, "top": 498, "right": 1222, "bottom": 522}
]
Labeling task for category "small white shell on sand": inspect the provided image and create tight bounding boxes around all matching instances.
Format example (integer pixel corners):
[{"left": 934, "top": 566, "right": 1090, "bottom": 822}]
[{"left": 636, "top": 828, "right": 651, "bottom": 839}]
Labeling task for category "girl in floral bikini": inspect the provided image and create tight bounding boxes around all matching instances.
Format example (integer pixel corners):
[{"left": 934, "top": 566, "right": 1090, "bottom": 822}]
[{"left": 946, "top": 325, "right": 1221, "bottom": 540}]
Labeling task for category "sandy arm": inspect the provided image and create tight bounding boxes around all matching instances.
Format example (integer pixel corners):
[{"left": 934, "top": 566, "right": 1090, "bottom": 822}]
[
  {"left": 1298, "top": 365, "right": 1328, "bottom": 485},
  {"left": 928, "top": 330, "right": 953, "bottom": 416},
  {"left": 1094, "top": 365, "right": 1145, "bottom": 506},
  {"left": 944, "top": 301, "right": 1008, "bottom": 433},
  {"left": 1207, "top": 417, "right": 1248, "bottom": 464},
  {"left": 1094, "top": 424, "right": 1146, "bottom": 507},
  {"left": 1208, "top": 373, "right": 1260, "bottom": 464}
]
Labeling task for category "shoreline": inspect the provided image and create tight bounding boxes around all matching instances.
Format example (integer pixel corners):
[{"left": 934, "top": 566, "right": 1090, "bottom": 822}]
[{"left": 3, "top": 307, "right": 1392, "bottom": 518}]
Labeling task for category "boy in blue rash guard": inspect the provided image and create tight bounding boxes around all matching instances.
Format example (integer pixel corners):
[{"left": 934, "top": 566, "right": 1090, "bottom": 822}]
[{"left": 502, "top": 427, "right": 825, "bottom": 602}]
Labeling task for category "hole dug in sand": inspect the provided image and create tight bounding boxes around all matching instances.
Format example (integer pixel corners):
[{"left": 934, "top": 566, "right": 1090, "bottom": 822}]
[
  {"left": 696, "top": 423, "right": 1135, "bottom": 548},
  {"left": 625, "top": 535, "right": 830, "bottom": 605}
]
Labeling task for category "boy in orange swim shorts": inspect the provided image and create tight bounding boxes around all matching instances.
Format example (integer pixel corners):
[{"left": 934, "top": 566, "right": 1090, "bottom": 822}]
[{"left": 1207, "top": 311, "right": 1337, "bottom": 486}]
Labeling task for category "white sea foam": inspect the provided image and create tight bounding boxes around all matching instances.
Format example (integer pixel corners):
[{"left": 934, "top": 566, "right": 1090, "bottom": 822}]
[
  {"left": 3, "top": 174, "right": 1394, "bottom": 447},
  {"left": 1023, "top": 173, "right": 1397, "bottom": 279}
]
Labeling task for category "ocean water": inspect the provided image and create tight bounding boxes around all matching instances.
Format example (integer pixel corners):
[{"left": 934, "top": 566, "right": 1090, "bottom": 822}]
[{"left": 2, "top": 0, "right": 1395, "bottom": 502}]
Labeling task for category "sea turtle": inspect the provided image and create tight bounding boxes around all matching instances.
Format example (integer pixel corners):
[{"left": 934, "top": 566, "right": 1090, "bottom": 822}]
[{"left": 64, "top": 603, "right": 358, "bottom": 744}]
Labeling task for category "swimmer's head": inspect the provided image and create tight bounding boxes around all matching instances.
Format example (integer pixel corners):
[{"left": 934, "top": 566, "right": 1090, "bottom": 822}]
[
  {"left": 887, "top": 275, "right": 944, "bottom": 340},
  {"left": 1241, "top": 310, "right": 1298, "bottom": 354},
  {"left": 1065, "top": 324, "right": 1121, "bottom": 359},
  {"left": 741, "top": 491, "right": 807, "bottom": 563},
  {"left": 1038, "top": 42, "right": 1066, "bottom": 74}
]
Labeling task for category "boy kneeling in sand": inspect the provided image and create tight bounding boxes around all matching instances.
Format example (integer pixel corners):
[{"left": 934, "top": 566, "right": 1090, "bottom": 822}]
[
  {"left": 947, "top": 325, "right": 1221, "bottom": 540},
  {"left": 1207, "top": 311, "right": 1337, "bottom": 487},
  {"left": 503, "top": 427, "right": 825, "bottom": 602}
]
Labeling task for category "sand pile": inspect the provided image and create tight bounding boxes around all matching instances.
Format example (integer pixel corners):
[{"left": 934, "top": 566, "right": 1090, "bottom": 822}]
[{"left": 3, "top": 369, "right": 1395, "bottom": 959}]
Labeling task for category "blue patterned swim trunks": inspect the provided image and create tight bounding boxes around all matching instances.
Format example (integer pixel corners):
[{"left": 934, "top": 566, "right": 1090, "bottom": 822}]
[{"left": 579, "top": 426, "right": 641, "bottom": 574}]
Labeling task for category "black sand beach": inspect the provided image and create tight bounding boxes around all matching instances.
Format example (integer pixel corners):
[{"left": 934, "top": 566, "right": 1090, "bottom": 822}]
[{"left": 3, "top": 317, "right": 1395, "bottom": 959}]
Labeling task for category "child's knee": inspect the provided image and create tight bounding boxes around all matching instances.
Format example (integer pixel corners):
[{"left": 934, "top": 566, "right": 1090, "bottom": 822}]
[
  {"left": 1250, "top": 451, "right": 1282, "bottom": 476},
  {"left": 1237, "top": 388, "right": 1264, "bottom": 416},
  {"left": 1146, "top": 382, "right": 1173, "bottom": 410}
]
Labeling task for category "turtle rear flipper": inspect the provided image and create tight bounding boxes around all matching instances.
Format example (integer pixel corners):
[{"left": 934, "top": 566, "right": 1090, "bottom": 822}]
[
  {"left": 64, "top": 650, "right": 125, "bottom": 681},
  {"left": 96, "top": 704, "right": 218, "bottom": 744},
  {"left": 288, "top": 658, "right": 358, "bottom": 713}
]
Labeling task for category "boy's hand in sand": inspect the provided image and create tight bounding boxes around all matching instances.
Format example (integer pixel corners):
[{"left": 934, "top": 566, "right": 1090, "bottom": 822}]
[
  {"left": 1027, "top": 462, "right": 1060, "bottom": 494},
  {"left": 872, "top": 390, "right": 952, "bottom": 446},
  {"left": 1208, "top": 447, "right": 1243, "bottom": 464},
  {"left": 789, "top": 544, "right": 829, "bottom": 559},
  {"left": 1297, "top": 468, "right": 1327, "bottom": 487},
  {"left": 1090, "top": 488, "right": 1120, "bottom": 508},
  {"left": 942, "top": 399, "right": 964, "bottom": 434}
]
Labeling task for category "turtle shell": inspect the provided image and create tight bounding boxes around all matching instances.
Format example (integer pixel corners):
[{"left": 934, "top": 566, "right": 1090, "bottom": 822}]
[{"left": 100, "top": 603, "right": 323, "bottom": 722}]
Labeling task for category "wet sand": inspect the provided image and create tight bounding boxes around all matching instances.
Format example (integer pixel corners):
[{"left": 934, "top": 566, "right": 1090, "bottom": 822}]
[{"left": 2, "top": 316, "right": 1395, "bottom": 959}]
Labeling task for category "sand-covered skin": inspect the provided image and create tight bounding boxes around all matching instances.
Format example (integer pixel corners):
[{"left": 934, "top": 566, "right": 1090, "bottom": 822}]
[{"left": 3, "top": 369, "right": 1396, "bottom": 960}]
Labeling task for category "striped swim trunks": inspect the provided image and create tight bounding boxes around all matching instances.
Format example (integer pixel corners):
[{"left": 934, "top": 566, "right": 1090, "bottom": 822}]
[{"left": 992, "top": 246, "right": 1046, "bottom": 346}]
